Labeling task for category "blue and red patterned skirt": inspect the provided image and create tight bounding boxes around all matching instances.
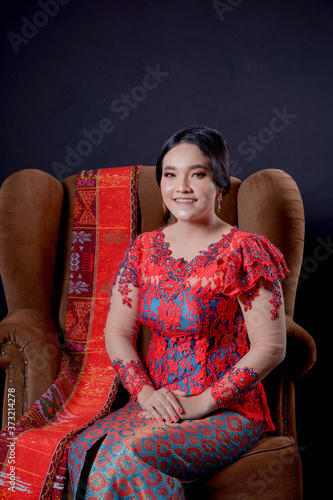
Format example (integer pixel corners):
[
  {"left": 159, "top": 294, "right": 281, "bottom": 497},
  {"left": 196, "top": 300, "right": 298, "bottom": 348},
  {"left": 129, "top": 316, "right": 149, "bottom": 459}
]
[{"left": 68, "top": 400, "right": 264, "bottom": 500}]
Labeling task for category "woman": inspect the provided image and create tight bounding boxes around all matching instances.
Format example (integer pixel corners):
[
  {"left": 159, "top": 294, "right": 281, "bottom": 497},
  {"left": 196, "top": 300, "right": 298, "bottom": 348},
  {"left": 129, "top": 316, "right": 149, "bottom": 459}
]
[{"left": 68, "top": 126, "right": 288, "bottom": 499}]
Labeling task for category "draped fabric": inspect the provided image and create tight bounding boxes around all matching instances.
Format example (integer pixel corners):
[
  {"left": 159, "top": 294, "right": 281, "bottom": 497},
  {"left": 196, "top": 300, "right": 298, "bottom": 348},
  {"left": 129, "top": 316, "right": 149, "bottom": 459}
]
[{"left": 0, "top": 166, "right": 140, "bottom": 499}]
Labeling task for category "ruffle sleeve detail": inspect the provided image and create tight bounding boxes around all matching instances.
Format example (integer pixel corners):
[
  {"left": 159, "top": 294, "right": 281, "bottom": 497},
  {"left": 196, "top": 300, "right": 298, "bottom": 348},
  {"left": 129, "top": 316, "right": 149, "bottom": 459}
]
[{"left": 222, "top": 233, "right": 289, "bottom": 320}]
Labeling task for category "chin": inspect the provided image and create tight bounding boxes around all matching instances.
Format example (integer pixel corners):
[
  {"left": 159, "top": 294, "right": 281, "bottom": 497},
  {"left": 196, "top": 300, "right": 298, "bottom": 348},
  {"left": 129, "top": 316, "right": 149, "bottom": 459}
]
[{"left": 174, "top": 210, "right": 197, "bottom": 220}]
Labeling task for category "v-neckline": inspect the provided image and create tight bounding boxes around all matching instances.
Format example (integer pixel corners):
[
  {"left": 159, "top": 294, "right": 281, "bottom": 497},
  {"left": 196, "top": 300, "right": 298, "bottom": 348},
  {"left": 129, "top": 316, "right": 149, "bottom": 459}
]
[{"left": 156, "top": 225, "right": 238, "bottom": 266}]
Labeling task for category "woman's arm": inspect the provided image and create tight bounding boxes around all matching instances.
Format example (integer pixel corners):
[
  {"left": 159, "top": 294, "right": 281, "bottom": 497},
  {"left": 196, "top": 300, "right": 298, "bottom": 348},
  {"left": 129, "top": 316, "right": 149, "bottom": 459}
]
[
  {"left": 105, "top": 281, "right": 185, "bottom": 422},
  {"left": 158, "top": 280, "right": 286, "bottom": 421},
  {"left": 105, "top": 282, "right": 144, "bottom": 389}
]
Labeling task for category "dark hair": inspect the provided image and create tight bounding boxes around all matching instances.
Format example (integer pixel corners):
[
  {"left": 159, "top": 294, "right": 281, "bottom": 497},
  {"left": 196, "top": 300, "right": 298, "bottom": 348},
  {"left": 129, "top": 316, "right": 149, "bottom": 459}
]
[{"left": 156, "top": 126, "right": 231, "bottom": 195}]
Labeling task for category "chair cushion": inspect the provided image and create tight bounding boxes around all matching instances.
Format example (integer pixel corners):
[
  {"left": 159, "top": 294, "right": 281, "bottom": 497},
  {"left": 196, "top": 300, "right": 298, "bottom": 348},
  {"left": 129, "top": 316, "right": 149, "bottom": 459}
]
[{"left": 185, "top": 435, "right": 302, "bottom": 500}]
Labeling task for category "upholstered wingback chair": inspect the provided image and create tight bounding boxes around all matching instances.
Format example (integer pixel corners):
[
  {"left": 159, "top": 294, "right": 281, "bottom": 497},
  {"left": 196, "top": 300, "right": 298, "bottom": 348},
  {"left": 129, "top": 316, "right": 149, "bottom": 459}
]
[{"left": 0, "top": 167, "right": 316, "bottom": 499}]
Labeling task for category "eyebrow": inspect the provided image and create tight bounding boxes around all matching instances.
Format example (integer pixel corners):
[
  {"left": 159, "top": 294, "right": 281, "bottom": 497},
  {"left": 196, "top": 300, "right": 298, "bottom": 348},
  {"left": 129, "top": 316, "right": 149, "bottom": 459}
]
[{"left": 163, "top": 164, "right": 211, "bottom": 172}]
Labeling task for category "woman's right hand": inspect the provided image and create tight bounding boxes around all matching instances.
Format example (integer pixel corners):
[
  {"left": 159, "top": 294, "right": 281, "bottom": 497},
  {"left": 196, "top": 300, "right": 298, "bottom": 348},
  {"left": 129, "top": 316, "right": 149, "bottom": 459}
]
[{"left": 137, "top": 386, "right": 185, "bottom": 423}]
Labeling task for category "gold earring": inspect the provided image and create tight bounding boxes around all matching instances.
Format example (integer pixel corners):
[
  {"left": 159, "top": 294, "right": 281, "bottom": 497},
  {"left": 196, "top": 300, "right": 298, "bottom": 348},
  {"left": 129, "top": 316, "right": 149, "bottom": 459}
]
[
  {"left": 217, "top": 192, "right": 222, "bottom": 212},
  {"left": 163, "top": 201, "right": 168, "bottom": 213}
]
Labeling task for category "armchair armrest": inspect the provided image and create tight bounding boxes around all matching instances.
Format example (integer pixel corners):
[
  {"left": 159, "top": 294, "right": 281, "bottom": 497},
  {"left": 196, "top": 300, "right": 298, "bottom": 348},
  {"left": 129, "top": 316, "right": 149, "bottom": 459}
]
[
  {"left": 0, "top": 308, "right": 61, "bottom": 426},
  {"left": 285, "top": 315, "right": 316, "bottom": 378}
]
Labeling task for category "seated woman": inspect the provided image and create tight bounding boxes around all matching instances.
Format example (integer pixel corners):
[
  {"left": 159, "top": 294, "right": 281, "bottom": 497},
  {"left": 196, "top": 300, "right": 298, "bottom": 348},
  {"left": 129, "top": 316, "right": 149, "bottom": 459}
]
[{"left": 68, "top": 126, "right": 288, "bottom": 499}]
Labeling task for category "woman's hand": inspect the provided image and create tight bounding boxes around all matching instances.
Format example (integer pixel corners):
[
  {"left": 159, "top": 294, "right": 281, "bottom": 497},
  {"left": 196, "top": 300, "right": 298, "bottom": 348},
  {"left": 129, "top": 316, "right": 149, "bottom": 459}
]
[
  {"left": 175, "top": 393, "right": 212, "bottom": 420},
  {"left": 138, "top": 386, "right": 186, "bottom": 423},
  {"left": 138, "top": 388, "right": 217, "bottom": 422}
]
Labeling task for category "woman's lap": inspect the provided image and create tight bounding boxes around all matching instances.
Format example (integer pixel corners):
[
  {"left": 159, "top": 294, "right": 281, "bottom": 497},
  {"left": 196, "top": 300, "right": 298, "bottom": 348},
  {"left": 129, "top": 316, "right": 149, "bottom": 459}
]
[{"left": 68, "top": 400, "right": 264, "bottom": 499}]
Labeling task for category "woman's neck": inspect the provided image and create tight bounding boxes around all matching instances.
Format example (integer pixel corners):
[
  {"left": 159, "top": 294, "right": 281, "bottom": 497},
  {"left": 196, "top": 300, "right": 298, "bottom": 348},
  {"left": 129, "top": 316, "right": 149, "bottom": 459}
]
[
  {"left": 173, "top": 216, "right": 226, "bottom": 240},
  {"left": 163, "top": 217, "right": 232, "bottom": 262}
]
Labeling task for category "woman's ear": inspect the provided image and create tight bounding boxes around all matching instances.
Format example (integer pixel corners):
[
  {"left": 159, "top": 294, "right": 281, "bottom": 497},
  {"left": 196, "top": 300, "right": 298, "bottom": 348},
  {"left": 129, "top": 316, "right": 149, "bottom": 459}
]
[{"left": 216, "top": 190, "right": 223, "bottom": 212}]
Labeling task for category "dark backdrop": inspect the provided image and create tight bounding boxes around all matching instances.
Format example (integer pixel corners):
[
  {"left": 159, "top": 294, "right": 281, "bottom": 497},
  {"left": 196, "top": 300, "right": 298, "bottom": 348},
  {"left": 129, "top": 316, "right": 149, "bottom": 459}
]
[{"left": 1, "top": 0, "right": 332, "bottom": 497}]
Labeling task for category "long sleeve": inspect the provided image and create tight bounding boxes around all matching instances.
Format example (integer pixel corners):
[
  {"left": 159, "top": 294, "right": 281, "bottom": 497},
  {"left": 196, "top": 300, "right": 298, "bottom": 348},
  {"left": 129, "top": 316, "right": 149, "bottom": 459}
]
[
  {"left": 104, "top": 237, "right": 154, "bottom": 400},
  {"left": 210, "top": 280, "right": 286, "bottom": 408},
  {"left": 209, "top": 232, "right": 288, "bottom": 412}
]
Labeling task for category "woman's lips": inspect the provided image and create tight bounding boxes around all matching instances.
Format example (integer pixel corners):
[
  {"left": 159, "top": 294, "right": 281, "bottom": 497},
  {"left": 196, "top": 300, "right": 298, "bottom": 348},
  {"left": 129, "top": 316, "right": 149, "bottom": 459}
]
[{"left": 173, "top": 198, "right": 197, "bottom": 203}]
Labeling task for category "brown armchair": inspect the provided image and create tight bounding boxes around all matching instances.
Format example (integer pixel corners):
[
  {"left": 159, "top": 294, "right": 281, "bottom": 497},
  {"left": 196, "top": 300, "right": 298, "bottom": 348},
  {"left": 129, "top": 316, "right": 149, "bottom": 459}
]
[{"left": 0, "top": 167, "right": 316, "bottom": 499}]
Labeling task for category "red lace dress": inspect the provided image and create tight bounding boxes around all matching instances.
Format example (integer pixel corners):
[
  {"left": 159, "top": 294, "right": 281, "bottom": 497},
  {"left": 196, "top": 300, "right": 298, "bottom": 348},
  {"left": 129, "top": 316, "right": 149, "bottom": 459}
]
[{"left": 112, "top": 225, "right": 288, "bottom": 432}]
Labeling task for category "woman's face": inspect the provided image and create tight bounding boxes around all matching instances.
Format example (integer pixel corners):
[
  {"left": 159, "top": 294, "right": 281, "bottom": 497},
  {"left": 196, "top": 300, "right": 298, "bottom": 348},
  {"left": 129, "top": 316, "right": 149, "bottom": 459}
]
[{"left": 160, "top": 142, "right": 218, "bottom": 223}]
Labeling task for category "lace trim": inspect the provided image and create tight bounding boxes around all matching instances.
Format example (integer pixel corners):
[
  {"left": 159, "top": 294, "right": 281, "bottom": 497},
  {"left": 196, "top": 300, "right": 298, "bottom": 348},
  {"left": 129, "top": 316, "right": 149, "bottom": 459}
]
[
  {"left": 154, "top": 227, "right": 288, "bottom": 319},
  {"left": 112, "top": 358, "right": 154, "bottom": 400},
  {"left": 211, "top": 367, "right": 259, "bottom": 407},
  {"left": 113, "top": 228, "right": 288, "bottom": 320},
  {"left": 154, "top": 225, "right": 239, "bottom": 266}
]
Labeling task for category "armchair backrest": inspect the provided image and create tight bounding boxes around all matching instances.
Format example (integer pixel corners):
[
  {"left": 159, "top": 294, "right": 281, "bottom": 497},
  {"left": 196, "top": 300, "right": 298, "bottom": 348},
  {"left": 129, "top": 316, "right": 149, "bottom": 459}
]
[
  {"left": 237, "top": 169, "right": 305, "bottom": 319},
  {"left": 0, "top": 167, "right": 304, "bottom": 328},
  {"left": 0, "top": 169, "right": 64, "bottom": 317}
]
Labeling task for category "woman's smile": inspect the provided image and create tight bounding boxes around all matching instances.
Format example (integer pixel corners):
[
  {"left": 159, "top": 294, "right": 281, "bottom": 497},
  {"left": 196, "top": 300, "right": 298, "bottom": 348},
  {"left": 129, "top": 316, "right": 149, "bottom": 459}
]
[
  {"left": 173, "top": 197, "right": 197, "bottom": 203},
  {"left": 160, "top": 142, "right": 218, "bottom": 224}
]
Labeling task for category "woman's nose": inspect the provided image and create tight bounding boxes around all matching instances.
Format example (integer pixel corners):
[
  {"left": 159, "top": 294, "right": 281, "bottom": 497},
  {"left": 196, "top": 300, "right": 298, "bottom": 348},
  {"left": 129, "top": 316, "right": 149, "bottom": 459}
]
[{"left": 176, "top": 176, "right": 191, "bottom": 192}]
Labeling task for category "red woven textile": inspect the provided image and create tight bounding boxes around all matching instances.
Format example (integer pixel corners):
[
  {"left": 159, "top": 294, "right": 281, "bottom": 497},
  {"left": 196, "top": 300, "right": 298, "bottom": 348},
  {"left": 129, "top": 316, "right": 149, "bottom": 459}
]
[{"left": 0, "top": 166, "right": 140, "bottom": 499}]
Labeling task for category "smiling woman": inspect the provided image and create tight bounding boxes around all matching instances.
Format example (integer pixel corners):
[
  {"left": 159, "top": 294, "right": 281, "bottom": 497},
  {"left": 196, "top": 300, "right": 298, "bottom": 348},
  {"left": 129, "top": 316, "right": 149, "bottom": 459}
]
[
  {"left": 68, "top": 126, "right": 288, "bottom": 500},
  {"left": 157, "top": 127, "right": 233, "bottom": 261},
  {"left": 163, "top": 150, "right": 216, "bottom": 216},
  {"left": 160, "top": 142, "right": 228, "bottom": 260},
  {"left": 156, "top": 126, "right": 231, "bottom": 196}
]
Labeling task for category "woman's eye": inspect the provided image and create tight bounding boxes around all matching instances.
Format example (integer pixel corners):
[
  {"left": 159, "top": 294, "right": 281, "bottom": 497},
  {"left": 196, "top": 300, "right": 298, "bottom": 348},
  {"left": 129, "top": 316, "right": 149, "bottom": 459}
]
[
  {"left": 193, "top": 172, "right": 206, "bottom": 178},
  {"left": 163, "top": 172, "right": 175, "bottom": 178}
]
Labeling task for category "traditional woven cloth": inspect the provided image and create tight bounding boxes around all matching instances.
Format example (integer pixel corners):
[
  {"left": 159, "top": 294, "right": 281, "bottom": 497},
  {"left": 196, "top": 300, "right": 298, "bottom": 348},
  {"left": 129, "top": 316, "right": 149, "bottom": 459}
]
[{"left": 0, "top": 166, "right": 140, "bottom": 499}]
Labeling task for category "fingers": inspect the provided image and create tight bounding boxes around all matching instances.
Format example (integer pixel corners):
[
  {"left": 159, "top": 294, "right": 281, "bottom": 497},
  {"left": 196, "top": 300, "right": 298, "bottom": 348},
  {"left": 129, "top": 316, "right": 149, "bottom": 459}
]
[
  {"left": 150, "top": 391, "right": 180, "bottom": 422},
  {"left": 140, "top": 388, "right": 183, "bottom": 422},
  {"left": 138, "top": 410, "right": 154, "bottom": 420},
  {"left": 163, "top": 391, "right": 184, "bottom": 421}
]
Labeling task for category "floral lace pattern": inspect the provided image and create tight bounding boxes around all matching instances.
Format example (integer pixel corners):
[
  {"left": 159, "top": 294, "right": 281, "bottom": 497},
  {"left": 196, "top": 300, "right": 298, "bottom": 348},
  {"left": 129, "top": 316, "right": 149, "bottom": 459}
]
[
  {"left": 112, "top": 227, "right": 288, "bottom": 431},
  {"left": 113, "top": 358, "right": 154, "bottom": 400},
  {"left": 211, "top": 366, "right": 259, "bottom": 406}
]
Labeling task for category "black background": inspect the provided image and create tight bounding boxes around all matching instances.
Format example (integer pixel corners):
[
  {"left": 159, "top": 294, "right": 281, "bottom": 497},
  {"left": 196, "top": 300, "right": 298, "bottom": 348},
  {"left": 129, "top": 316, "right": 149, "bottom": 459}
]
[{"left": 1, "top": 0, "right": 332, "bottom": 497}]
